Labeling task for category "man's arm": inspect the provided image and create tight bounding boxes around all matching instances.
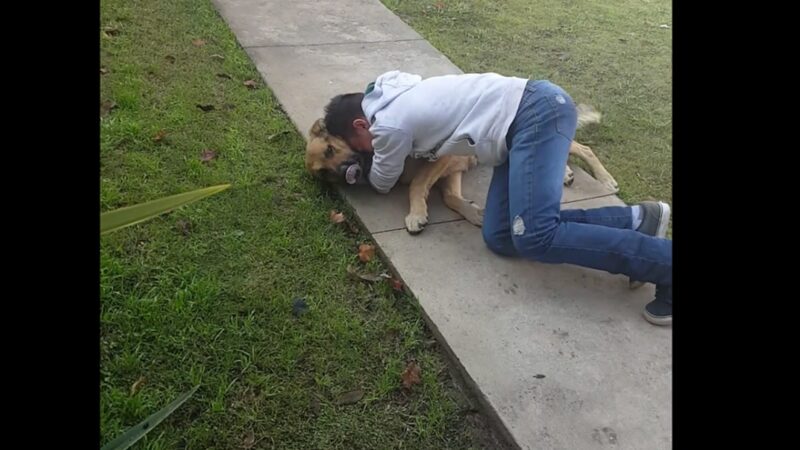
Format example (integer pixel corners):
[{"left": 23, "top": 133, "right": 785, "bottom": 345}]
[{"left": 367, "top": 127, "right": 412, "bottom": 194}]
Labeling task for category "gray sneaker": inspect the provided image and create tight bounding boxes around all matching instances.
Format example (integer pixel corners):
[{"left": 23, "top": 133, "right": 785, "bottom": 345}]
[{"left": 629, "top": 201, "right": 671, "bottom": 289}]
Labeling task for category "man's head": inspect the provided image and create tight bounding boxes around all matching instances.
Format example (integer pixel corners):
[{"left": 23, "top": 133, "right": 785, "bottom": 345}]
[
  {"left": 323, "top": 93, "right": 373, "bottom": 153},
  {"left": 304, "top": 93, "right": 373, "bottom": 184}
]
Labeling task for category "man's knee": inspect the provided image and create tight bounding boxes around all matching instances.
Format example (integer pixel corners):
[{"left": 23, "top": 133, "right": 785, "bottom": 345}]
[
  {"left": 510, "top": 216, "right": 557, "bottom": 260},
  {"left": 482, "top": 227, "right": 517, "bottom": 257}
]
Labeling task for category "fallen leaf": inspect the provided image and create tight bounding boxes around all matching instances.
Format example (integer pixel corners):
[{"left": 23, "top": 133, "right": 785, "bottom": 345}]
[
  {"left": 292, "top": 298, "right": 308, "bottom": 317},
  {"left": 153, "top": 129, "right": 168, "bottom": 142},
  {"left": 192, "top": 38, "right": 206, "bottom": 47},
  {"left": 196, "top": 104, "right": 215, "bottom": 112},
  {"left": 100, "top": 100, "right": 117, "bottom": 118},
  {"left": 243, "top": 79, "right": 258, "bottom": 89},
  {"left": 176, "top": 219, "right": 191, "bottom": 236},
  {"left": 200, "top": 149, "right": 217, "bottom": 163},
  {"left": 216, "top": 73, "right": 232, "bottom": 80},
  {"left": 534, "top": 374, "right": 546, "bottom": 379},
  {"left": 211, "top": 54, "right": 225, "bottom": 61},
  {"left": 103, "top": 26, "right": 120, "bottom": 37},
  {"left": 130, "top": 376, "right": 146, "bottom": 396},
  {"left": 100, "top": 67, "right": 109, "bottom": 75},
  {"left": 347, "top": 265, "right": 390, "bottom": 283},
  {"left": 241, "top": 430, "right": 255, "bottom": 449},
  {"left": 435, "top": 1, "right": 445, "bottom": 10},
  {"left": 309, "top": 396, "right": 321, "bottom": 416},
  {"left": 267, "top": 130, "right": 290, "bottom": 140},
  {"left": 389, "top": 277, "right": 404, "bottom": 292},
  {"left": 330, "top": 210, "right": 346, "bottom": 223},
  {"left": 358, "top": 244, "right": 375, "bottom": 262},
  {"left": 335, "top": 389, "right": 364, "bottom": 405},
  {"left": 401, "top": 361, "right": 421, "bottom": 389},
  {"left": 327, "top": 209, "right": 360, "bottom": 234},
  {"left": 165, "top": 55, "right": 176, "bottom": 64}
]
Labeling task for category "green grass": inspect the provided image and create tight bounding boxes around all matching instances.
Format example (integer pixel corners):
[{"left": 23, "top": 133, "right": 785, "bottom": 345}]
[
  {"left": 100, "top": 0, "right": 500, "bottom": 448},
  {"left": 382, "top": 0, "right": 672, "bottom": 209}
]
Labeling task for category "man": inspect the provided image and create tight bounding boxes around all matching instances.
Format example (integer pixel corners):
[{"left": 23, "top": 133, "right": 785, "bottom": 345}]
[{"left": 324, "top": 71, "right": 672, "bottom": 325}]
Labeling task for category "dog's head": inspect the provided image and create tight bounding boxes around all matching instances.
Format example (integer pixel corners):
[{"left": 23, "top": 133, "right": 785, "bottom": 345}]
[{"left": 305, "top": 118, "right": 370, "bottom": 184}]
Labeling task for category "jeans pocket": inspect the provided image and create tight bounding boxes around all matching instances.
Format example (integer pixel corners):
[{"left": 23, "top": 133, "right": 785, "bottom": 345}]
[{"left": 545, "top": 88, "right": 578, "bottom": 140}]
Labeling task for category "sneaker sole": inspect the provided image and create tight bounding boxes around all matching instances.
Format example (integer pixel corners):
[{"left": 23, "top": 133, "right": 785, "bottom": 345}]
[
  {"left": 643, "top": 309, "right": 672, "bottom": 326},
  {"left": 629, "top": 202, "right": 671, "bottom": 290},
  {"left": 654, "top": 202, "right": 671, "bottom": 239}
]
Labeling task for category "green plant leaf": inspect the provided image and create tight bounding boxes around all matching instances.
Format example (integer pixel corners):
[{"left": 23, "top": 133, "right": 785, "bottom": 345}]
[
  {"left": 101, "top": 185, "right": 230, "bottom": 234},
  {"left": 100, "top": 385, "right": 200, "bottom": 450}
]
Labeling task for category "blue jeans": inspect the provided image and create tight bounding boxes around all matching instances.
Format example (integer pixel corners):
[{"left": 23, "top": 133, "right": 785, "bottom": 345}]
[{"left": 482, "top": 80, "right": 671, "bottom": 286}]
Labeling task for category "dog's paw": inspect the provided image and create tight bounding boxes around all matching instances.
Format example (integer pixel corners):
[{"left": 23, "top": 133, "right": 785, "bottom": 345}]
[
  {"left": 405, "top": 213, "right": 428, "bottom": 235},
  {"left": 563, "top": 167, "right": 575, "bottom": 187},
  {"left": 598, "top": 175, "right": 619, "bottom": 193},
  {"left": 462, "top": 202, "right": 484, "bottom": 227}
]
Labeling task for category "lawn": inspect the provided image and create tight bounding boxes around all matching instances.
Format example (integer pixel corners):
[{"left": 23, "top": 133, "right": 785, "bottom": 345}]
[
  {"left": 100, "top": 0, "right": 501, "bottom": 448},
  {"left": 382, "top": 0, "right": 673, "bottom": 210}
]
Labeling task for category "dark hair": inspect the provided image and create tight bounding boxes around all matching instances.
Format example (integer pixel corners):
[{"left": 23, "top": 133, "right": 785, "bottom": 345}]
[{"left": 324, "top": 92, "right": 365, "bottom": 139}]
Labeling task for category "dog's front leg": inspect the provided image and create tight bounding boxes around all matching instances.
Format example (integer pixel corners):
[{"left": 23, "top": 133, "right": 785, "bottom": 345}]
[
  {"left": 441, "top": 171, "right": 483, "bottom": 227},
  {"left": 405, "top": 157, "right": 452, "bottom": 234}
]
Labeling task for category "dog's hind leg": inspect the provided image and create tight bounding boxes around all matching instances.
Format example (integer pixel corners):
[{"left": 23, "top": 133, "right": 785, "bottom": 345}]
[
  {"left": 569, "top": 141, "right": 619, "bottom": 192},
  {"left": 441, "top": 171, "right": 483, "bottom": 227}
]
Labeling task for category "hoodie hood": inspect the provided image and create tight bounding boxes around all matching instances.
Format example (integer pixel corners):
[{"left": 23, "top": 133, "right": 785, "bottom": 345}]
[{"left": 362, "top": 70, "right": 422, "bottom": 123}]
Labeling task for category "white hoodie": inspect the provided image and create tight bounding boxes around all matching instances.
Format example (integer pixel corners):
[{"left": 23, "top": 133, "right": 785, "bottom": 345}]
[{"left": 362, "top": 70, "right": 527, "bottom": 193}]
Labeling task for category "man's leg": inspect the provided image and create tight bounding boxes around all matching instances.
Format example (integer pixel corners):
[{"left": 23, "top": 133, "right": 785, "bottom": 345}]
[{"left": 504, "top": 81, "right": 672, "bottom": 323}]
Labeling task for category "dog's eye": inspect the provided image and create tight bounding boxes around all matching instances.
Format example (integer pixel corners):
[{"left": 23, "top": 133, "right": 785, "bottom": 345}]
[{"left": 324, "top": 145, "right": 335, "bottom": 158}]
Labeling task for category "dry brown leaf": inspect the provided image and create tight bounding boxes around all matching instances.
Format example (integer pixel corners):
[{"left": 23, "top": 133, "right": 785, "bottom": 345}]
[
  {"left": 267, "top": 130, "right": 290, "bottom": 141},
  {"left": 176, "top": 219, "right": 192, "bottom": 236},
  {"left": 153, "top": 129, "right": 168, "bottom": 142},
  {"left": 358, "top": 244, "right": 375, "bottom": 262},
  {"left": 192, "top": 38, "right": 206, "bottom": 47},
  {"left": 330, "top": 210, "right": 346, "bottom": 223},
  {"left": 401, "top": 361, "right": 421, "bottom": 389},
  {"left": 309, "top": 396, "right": 321, "bottom": 416},
  {"left": 243, "top": 79, "right": 258, "bottom": 89},
  {"left": 241, "top": 429, "right": 255, "bottom": 449},
  {"left": 100, "top": 100, "right": 117, "bottom": 118},
  {"left": 347, "top": 265, "right": 389, "bottom": 283},
  {"left": 103, "top": 26, "right": 120, "bottom": 38},
  {"left": 200, "top": 149, "right": 217, "bottom": 163},
  {"left": 130, "top": 376, "right": 146, "bottom": 396},
  {"left": 335, "top": 389, "right": 364, "bottom": 405},
  {"left": 389, "top": 277, "right": 404, "bottom": 292}
]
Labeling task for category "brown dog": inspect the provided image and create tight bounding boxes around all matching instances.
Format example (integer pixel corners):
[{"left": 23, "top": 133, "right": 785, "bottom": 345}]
[{"left": 305, "top": 104, "right": 618, "bottom": 234}]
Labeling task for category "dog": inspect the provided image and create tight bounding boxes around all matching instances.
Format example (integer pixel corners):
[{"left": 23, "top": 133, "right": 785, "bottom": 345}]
[{"left": 305, "top": 104, "right": 618, "bottom": 234}]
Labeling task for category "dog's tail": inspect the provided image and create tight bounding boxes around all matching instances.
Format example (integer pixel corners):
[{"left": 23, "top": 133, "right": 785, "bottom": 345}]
[{"left": 576, "top": 104, "right": 602, "bottom": 129}]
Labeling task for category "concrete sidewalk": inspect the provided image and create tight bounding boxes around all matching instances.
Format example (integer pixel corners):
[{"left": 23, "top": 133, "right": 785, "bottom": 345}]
[{"left": 211, "top": 1, "right": 671, "bottom": 448}]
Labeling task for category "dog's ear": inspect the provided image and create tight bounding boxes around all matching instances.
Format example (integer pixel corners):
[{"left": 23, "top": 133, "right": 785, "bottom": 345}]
[{"left": 309, "top": 118, "right": 326, "bottom": 137}]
